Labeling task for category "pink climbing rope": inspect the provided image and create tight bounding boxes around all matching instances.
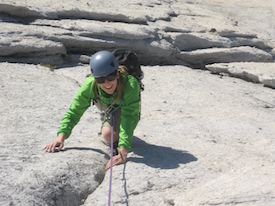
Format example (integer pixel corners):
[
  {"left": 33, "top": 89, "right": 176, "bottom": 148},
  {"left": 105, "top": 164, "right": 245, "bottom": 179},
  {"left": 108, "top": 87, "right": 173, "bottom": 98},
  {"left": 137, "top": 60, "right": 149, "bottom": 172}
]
[{"left": 108, "top": 119, "right": 114, "bottom": 206}]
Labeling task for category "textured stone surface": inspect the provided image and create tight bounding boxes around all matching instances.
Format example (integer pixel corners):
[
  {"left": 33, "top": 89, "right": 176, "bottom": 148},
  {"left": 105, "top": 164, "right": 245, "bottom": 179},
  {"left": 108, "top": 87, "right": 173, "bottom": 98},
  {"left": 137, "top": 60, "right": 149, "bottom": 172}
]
[
  {"left": 178, "top": 46, "right": 273, "bottom": 68},
  {"left": 83, "top": 65, "right": 275, "bottom": 206},
  {"left": 0, "top": 0, "right": 274, "bottom": 67},
  {"left": 206, "top": 62, "right": 275, "bottom": 89},
  {"left": 0, "top": 63, "right": 108, "bottom": 205},
  {"left": 1, "top": 0, "right": 275, "bottom": 205},
  {"left": 2, "top": 62, "right": 275, "bottom": 205}
]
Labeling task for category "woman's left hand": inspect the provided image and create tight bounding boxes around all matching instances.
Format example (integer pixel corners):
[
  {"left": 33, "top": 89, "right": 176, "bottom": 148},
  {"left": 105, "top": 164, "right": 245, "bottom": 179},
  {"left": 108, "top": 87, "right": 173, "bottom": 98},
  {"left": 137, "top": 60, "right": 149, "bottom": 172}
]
[{"left": 105, "top": 147, "right": 128, "bottom": 170}]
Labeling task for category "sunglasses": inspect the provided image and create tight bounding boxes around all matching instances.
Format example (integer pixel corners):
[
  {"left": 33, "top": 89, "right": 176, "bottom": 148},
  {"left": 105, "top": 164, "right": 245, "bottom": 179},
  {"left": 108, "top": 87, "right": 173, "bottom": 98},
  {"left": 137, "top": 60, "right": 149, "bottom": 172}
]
[{"left": 95, "top": 70, "right": 117, "bottom": 84}]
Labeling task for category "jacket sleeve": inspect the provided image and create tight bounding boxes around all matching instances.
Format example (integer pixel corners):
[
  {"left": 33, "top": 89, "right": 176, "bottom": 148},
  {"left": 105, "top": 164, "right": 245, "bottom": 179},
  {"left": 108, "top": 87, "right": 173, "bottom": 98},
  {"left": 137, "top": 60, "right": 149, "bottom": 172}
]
[
  {"left": 57, "top": 77, "right": 95, "bottom": 138},
  {"left": 118, "top": 76, "right": 141, "bottom": 150}
]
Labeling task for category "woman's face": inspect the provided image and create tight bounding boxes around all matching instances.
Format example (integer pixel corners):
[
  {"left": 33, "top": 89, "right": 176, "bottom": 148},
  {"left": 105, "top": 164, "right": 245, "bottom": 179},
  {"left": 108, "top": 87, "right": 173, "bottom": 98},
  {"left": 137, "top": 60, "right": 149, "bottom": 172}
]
[{"left": 98, "top": 72, "right": 119, "bottom": 95}]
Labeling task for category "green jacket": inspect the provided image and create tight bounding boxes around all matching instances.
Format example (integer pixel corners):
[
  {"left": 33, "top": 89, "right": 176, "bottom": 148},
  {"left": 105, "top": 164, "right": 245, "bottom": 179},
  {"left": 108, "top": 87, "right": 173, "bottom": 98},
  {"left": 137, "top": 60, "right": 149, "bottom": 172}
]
[{"left": 57, "top": 73, "right": 140, "bottom": 150}]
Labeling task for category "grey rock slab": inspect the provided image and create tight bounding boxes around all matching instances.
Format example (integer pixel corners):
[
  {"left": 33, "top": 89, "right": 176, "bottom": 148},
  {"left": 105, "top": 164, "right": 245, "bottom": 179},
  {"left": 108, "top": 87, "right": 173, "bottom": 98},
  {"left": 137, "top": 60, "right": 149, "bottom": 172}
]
[
  {"left": 0, "top": 0, "right": 174, "bottom": 23},
  {"left": 0, "top": 63, "right": 109, "bottom": 205},
  {"left": 186, "top": 0, "right": 275, "bottom": 41},
  {"left": 31, "top": 19, "right": 156, "bottom": 40},
  {"left": 174, "top": 164, "right": 275, "bottom": 205},
  {"left": 0, "top": 36, "right": 66, "bottom": 56},
  {"left": 0, "top": 19, "right": 176, "bottom": 65},
  {"left": 1, "top": 0, "right": 275, "bottom": 67},
  {"left": 167, "top": 1, "right": 238, "bottom": 33},
  {"left": 206, "top": 62, "right": 275, "bottom": 89},
  {"left": 83, "top": 65, "right": 275, "bottom": 205},
  {"left": 178, "top": 46, "right": 273, "bottom": 68},
  {"left": 1, "top": 63, "right": 275, "bottom": 205},
  {"left": 169, "top": 32, "right": 232, "bottom": 51}
]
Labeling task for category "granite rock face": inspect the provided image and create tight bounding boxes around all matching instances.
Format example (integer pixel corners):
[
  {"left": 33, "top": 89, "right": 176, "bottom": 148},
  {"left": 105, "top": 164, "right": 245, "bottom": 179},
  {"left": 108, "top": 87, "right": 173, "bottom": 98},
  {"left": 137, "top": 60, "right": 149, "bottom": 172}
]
[
  {"left": 1, "top": 1, "right": 275, "bottom": 205},
  {"left": 206, "top": 62, "right": 275, "bottom": 89},
  {"left": 0, "top": 0, "right": 274, "bottom": 67},
  {"left": 1, "top": 62, "right": 275, "bottom": 205},
  {"left": 0, "top": 63, "right": 108, "bottom": 205}
]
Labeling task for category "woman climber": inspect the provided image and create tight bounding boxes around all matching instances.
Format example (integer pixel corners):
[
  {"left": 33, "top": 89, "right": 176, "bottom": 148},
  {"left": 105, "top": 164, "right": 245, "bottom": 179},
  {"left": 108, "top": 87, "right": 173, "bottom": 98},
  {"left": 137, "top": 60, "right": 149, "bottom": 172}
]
[{"left": 44, "top": 50, "right": 141, "bottom": 170}]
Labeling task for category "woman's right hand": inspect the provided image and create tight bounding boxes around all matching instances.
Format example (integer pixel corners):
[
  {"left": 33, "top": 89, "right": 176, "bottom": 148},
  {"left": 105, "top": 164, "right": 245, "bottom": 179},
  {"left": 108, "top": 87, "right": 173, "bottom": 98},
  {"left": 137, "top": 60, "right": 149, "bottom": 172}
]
[{"left": 44, "top": 133, "right": 66, "bottom": 153}]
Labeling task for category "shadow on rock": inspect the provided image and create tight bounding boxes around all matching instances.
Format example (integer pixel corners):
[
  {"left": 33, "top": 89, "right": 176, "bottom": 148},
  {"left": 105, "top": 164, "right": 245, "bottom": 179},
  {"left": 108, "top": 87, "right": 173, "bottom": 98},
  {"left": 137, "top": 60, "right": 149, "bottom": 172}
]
[
  {"left": 63, "top": 147, "right": 107, "bottom": 155},
  {"left": 129, "top": 136, "right": 197, "bottom": 169}
]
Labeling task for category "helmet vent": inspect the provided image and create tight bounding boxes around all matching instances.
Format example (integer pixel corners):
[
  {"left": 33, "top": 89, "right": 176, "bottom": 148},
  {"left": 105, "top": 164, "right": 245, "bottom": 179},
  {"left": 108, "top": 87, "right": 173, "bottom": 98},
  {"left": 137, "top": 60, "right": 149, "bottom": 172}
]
[{"left": 111, "top": 62, "right": 115, "bottom": 67}]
